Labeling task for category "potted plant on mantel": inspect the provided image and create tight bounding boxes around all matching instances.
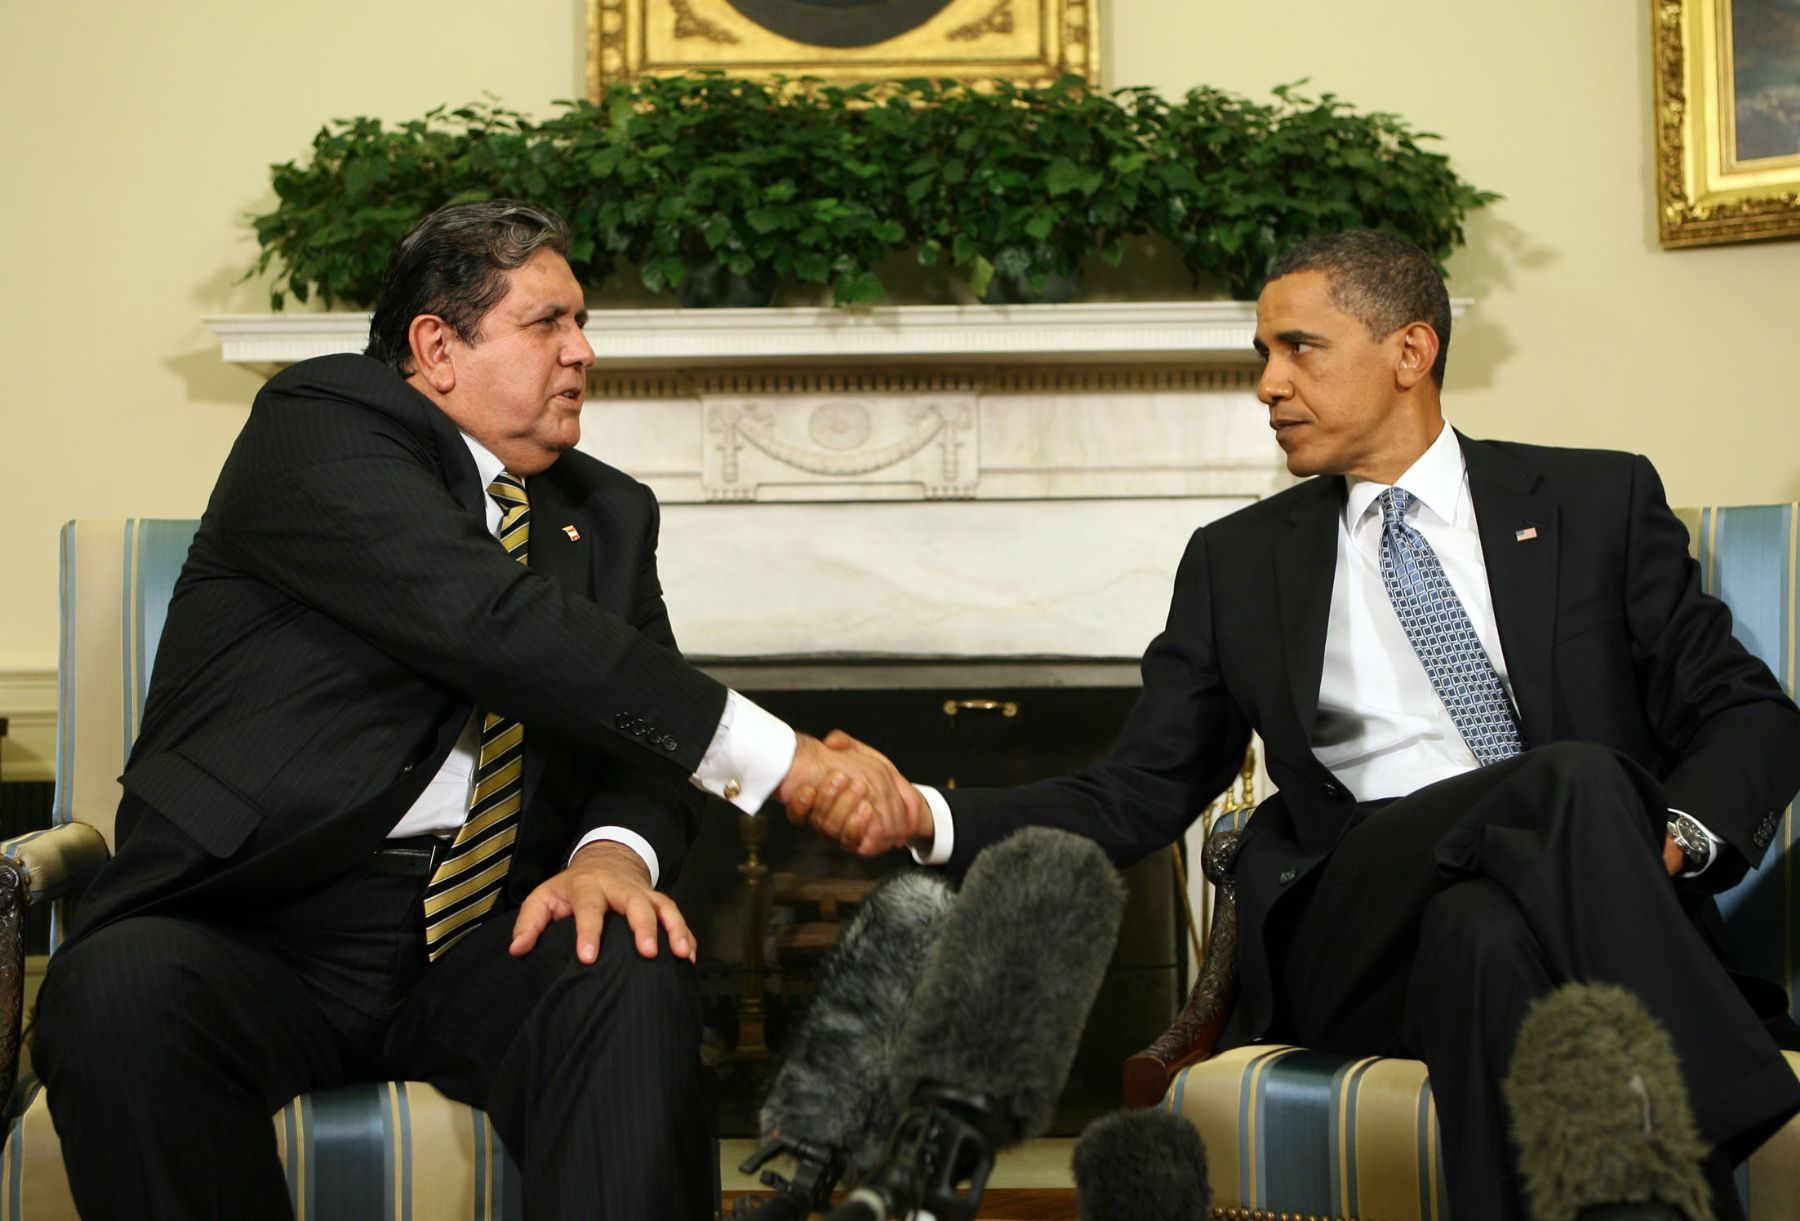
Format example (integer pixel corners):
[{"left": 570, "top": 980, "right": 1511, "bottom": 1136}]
[
  {"left": 556, "top": 74, "right": 905, "bottom": 307},
  {"left": 246, "top": 76, "right": 1495, "bottom": 311},
  {"left": 891, "top": 76, "right": 1167, "bottom": 304},
  {"left": 1151, "top": 83, "right": 1501, "bottom": 300}
]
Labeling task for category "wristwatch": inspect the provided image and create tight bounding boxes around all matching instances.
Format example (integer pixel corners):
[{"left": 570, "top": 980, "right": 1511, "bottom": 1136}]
[{"left": 1666, "top": 812, "right": 1714, "bottom": 873}]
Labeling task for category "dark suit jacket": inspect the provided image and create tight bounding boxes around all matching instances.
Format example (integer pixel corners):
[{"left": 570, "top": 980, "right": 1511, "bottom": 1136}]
[
  {"left": 944, "top": 433, "right": 1800, "bottom": 1037},
  {"left": 78, "top": 353, "right": 726, "bottom": 936}
]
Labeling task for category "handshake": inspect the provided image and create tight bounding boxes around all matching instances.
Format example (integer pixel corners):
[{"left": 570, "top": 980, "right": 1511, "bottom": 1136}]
[{"left": 777, "top": 730, "right": 931, "bottom": 857}]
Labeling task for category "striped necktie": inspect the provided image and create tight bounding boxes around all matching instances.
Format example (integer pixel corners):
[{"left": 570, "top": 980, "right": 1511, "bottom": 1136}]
[
  {"left": 423, "top": 472, "right": 530, "bottom": 961},
  {"left": 1378, "top": 486, "right": 1524, "bottom": 766}
]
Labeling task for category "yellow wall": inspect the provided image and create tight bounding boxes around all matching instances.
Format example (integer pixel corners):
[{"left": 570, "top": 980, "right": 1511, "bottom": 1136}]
[{"left": 3, "top": 0, "right": 1797, "bottom": 778}]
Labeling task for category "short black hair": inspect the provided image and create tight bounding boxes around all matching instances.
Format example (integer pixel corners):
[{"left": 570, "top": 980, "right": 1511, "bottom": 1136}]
[
  {"left": 1266, "top": 230, "right": 1452, "bottom": 386},
  {"left": 365, "top": 200, "right": 572, "bottom": 374}
]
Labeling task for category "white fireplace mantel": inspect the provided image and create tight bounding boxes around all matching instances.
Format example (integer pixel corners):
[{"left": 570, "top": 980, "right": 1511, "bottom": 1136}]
[
  {"left": 205, "top": 301, "right": 1286, "bottom": 371},
  {"left": 204, "top": 299, "right": 1468, "bottom": 662}
]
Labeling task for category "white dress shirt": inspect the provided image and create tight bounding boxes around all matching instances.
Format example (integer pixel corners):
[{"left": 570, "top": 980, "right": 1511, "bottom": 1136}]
[
  {"left": 388, "top": 434, "right": 795, "bottom": 883},
  {"left": 918, "top": 423, "right": 1713, "bottom": 872}
]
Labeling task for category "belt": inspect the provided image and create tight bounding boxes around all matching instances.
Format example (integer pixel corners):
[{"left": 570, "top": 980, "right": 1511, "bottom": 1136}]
[{"left": 365, "top": 834, "right": 450, "bottom": 879}]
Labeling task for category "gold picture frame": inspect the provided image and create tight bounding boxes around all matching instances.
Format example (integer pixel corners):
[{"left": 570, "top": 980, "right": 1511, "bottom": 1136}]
[
  {"left": 1653, "top": 0, "right": 1800, "bottom": 247},
  {"left": 587, "top": 0, "right": 1100, "bottom": 98}
]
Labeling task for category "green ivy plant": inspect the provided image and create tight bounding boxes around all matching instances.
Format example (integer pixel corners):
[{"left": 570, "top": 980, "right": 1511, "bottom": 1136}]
[
  {"left": 893, "top": 76, "right": 1164, "bottom": 302},
  {"left": 247, "top": 76, "right": 1496, "bottom": 310},
  {"left": 1152, "top": 82, "right": 1501, "bottom": 299},
  {"left": 247, "top": 102, "right": 611, "bottom": 310},
  {"left": 556, "top": 74, "right": 905, "bottom": 305}
]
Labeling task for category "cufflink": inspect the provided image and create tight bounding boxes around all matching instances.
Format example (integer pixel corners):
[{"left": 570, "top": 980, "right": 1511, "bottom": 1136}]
[{"left": 723, "top": 779, "right": 742, "bottom": 800}]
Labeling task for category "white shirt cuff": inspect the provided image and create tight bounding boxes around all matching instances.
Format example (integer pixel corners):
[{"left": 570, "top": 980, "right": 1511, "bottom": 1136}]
[
  {"left": 570, "top": 826, "right": 661, "bottom": 887},
  {"left": 690, "top": 689, "right": 797, "bottom": 815},
  {"left": 910, "top": 785, "right": 955, "bottom": 866},
  {"left": 1667, "top": 806, "right": 1722, "bottom": 878}
]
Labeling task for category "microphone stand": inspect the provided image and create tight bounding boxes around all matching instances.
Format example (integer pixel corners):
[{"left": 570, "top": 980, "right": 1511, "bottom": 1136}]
[
  {"left": 729, "top": 1134, "right": 844, "bottom": 1221},
  {"left": 823, "top": 1084, "right": 1002, "bottom": 1221}
]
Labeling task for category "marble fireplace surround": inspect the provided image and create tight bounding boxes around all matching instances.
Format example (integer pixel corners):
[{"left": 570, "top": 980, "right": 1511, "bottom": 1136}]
[{"left": 210, "top": 301, "right": 1489, "bottom": 681}]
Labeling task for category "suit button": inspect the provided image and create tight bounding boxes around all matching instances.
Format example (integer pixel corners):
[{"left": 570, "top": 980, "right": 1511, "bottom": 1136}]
[
  {"left": 1321, "top": 781, "right": 1345, "bottom": 799},
  {"left": 662, "top": 737, "right": 677, "bottom": 752},
  {"left": 614, "top": 712, "right": 631, "bottom": 729},
  {"left": 632, "top": 724, "right": 647, "bottom": 737},
  {"left": 1278, "top": 868, "right": 1297, "bottom": 884}
]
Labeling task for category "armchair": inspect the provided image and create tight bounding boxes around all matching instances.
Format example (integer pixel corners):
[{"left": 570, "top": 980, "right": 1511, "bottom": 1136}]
[
  {"left": 0, "top": 520, "right": 599, "bottom": 1220},
  {"left": 1125, "top": 503, "right": 1800, "bottom": 1220}
]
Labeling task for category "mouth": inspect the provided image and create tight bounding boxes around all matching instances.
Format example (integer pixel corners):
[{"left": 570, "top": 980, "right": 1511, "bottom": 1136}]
[
  {"left": 554, "top": 387, "right": 584, "bottom": 405},
  {"left": 1270, "top": 418, "right": 1307, "bottom": 443}
]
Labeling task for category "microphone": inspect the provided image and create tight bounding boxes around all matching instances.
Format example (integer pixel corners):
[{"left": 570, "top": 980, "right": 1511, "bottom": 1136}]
[
  {"left": 731, "top": 870, "right": 957, "bottom": 1221},
  {"left": 1502, "top": 982, "right": 1715, "bottom": 1221},
  {"left": 826, "top": 826, "right": 1127, "bottom": 1221},
  {"left": 1071, "top": 1107, "right": 1211, "bottom": 1221}
]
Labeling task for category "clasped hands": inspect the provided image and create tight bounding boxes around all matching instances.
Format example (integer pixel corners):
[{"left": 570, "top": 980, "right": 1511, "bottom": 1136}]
[{"left": 779, "top": 730, "right": 931, "bottom": 857}]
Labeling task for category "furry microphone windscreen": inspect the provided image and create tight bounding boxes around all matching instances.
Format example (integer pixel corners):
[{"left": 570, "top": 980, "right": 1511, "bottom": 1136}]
[
  {"left": 890, "top": 825, "right": 1127, "bottom": 1146},
  {"left": 1072, "top": 1108, "right": 1211, "bottom": 1221},
  {"left": 757, "top": 870, "right": 957, "bottom": 1168},
  {"left": 1502, "top": 982, "right": 1714, "bottom": 1221}
]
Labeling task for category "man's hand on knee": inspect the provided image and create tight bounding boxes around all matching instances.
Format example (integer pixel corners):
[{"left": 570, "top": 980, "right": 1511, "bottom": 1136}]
[{"left": 509, "top": 841, "right": 696, "bottom": 965}]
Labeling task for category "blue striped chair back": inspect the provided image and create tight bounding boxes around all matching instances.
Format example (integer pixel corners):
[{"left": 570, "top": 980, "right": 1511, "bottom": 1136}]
[
  {"left": 1678, "top": 504, "right": 1799, "bottom": 1014},
  {"left": 3, "top": 520, "right": 529, "bottom": 1221}
]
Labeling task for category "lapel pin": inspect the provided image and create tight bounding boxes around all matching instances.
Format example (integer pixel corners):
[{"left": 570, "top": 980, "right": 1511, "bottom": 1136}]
[
  {"left": 561, "top": 525, "right": 582, "bottom": 542},
  {"left": 1514, "top": 526, "right": 1538, "bottom": 542}
]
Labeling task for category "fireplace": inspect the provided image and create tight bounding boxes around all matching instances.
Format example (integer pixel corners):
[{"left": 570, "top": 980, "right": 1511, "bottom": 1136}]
[{"left": 668, "top": 660, "right": 1183, "bottom": 1136}]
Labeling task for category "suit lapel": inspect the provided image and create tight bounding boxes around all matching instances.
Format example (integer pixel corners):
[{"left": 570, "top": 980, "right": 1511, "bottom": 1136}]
[
  {"left": 1460, "top": 433, "right": 1558, "bottom": 746},
  {"left": 1276, "top": 478, "right": 1345, "bottom": 739},
  {"left": 515, "top": 467, "right": 596, "bottom": 811}
]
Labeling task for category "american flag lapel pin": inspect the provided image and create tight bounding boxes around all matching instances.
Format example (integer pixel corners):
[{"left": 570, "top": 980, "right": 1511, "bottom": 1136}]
[
  {"left": 1514, "top": 525, "right": 1538, "bottom": 542},
  {"left": 562, "top": 524, "right": 582, "bottom": 542}
]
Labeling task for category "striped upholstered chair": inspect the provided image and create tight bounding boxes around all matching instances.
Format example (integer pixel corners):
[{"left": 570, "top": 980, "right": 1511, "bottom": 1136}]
[
  {"left": 0, "top": 519, "right": 696, "bottom": 1219},
  {"left": 1126, "top": 503, "right": 1800, "bottom": 1220}
]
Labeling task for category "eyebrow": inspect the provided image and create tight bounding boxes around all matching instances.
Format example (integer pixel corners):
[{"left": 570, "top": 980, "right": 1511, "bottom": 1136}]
[
  {"left": 1276, "top": 328, "right": 1328, "bottom": 347},
  {"left": 536, "top": 303, "right": 589, "bottom": 328}
]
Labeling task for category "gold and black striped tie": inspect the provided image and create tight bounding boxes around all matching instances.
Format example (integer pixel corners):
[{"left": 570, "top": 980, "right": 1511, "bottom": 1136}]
[{"left": 423, "top": 471, "right": 530, "bottom": 961}]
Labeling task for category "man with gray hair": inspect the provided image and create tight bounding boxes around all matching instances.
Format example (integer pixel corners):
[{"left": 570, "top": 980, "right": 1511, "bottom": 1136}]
[{"left": 34, "top": 200, "right": 912, "bottom": 1219}]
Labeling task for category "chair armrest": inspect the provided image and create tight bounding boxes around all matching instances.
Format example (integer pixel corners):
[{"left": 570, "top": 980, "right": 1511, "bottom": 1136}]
[
  {"left": 1122, "top": 826, "right": 1243, "bottom": 1109},
  {"left": 0, "top": 823, "right": 107, "bottom": 1118},
  {"left": 0, "top": 822, "right": 110, "bottom": 904}
]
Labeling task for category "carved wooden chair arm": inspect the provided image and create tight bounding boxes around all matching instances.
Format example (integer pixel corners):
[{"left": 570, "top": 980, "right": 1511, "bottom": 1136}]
[
  {"left": 1122, "top": 825, "right": 1243, "bottom": 1110},
  {"left": 0, "top": 822, "right": 110, "bottom": 1119}
]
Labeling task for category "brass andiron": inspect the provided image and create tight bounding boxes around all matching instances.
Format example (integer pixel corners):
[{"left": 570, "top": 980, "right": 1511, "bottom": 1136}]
[{"left": 734, "top": 810, "right": 771, "bottom": 1061}]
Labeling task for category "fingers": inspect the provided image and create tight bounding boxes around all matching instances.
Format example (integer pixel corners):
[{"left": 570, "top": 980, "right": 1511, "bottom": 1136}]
[
  {"left": 511, "top": 844, "right": 696, "bottom": 964},
  {"left": 510, "top": 885, "right": 571, "bottom": 958}
]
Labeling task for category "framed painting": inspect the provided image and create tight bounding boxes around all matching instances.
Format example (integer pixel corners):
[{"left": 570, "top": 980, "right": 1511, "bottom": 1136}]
[
  {"left": 587, "top": 0, "right": 1100, "bottom": 97},
  {"left": 1653, "top": 0, "right": 1800, "bottom": 247}
]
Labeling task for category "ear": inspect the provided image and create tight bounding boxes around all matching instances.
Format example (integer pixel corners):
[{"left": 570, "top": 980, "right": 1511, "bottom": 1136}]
[
  {"left": 1393, "top": 322, "right": 1440, "bottom": 390},
  {"left": 407, "top": 315, "right": 458, "bottom": 393}
]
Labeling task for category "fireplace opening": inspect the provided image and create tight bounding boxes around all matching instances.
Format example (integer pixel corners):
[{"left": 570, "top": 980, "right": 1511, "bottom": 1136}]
[{"left": 670, "top": 661, "right": 1189, "bottom": 1138}]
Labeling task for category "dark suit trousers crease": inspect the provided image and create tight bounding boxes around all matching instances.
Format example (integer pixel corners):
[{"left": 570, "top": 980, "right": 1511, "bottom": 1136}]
[
  {"left": 33, "top": 854, "right": 710, "bottom": 1221},
  {"left": 1266, "top": 741, "right": 1800, "bottom": 1221}
]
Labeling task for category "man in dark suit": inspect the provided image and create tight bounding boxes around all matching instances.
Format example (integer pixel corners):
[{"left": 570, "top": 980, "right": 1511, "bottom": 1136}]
[
  {"left": 796, "top": 230, "right": 1800, "bottom": 1217},
  {"left": 33, "top": 200, "right": 913, "bottom": 1220}
]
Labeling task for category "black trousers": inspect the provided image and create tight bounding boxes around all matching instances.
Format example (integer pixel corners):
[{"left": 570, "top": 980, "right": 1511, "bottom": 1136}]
[
  {"left": 1268, "top": 741, "right": 1800, "bottom": 1221},
  {"left": 32, "top": 848, "right": 712, "bottom": 1220}
]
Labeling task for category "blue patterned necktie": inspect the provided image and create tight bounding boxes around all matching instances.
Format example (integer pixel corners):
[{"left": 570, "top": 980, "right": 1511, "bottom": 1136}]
[
  {"left": 1377, "top": 486, "right": 1523, "bottom": 765},
  {"left": 423, "top": 472, "right": 530, "bottom": 961}
]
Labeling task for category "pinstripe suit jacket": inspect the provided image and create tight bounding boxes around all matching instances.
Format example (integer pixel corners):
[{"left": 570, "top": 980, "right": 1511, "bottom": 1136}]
[
  {"left": 75, "top": 353, "right": 725, "bottom": 937},
  {"left": 941, "top": 435, "right": 1800, "bottom": 1038}
]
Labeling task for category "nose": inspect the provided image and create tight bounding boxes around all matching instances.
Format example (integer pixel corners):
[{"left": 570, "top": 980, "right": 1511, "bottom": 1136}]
[
  {"left": 1257, "top": 361, "right": 1289, "bottom": 407},
  {"left": 565, "top": 322, "right": 595, "bottom": 370}
]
